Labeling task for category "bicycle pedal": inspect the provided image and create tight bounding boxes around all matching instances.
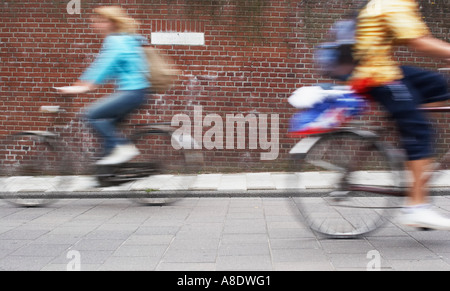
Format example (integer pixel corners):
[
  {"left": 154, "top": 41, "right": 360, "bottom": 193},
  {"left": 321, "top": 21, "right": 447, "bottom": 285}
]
[{"left": 418, "top": 227, "right": 434, "bottom": 232}]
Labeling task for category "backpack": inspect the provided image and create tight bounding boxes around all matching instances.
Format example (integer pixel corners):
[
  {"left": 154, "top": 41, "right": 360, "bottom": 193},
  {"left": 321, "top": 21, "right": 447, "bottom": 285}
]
[
  {"left": 143, "top": 46, "right": 180, "bottom": 94},
  {"left": 315, "top": 2, "right": 368, "bottom": 81},
  {"left": 136, "top": 35, "right": 179, "bottom": 94}
]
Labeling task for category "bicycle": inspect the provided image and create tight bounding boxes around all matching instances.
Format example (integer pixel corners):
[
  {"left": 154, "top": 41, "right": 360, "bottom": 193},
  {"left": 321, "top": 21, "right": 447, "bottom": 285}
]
[
  {"left": 0, "top": 104, "right": 203, "bottom": 207},
  {"left": 288, "top": 69, "right": 450, "bottom": 238}
]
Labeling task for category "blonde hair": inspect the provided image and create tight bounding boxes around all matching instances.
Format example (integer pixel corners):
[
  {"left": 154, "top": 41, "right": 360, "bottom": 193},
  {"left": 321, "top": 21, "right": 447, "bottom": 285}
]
[{"left": 94, "top": 6, "right": 139, "bottom": 34}]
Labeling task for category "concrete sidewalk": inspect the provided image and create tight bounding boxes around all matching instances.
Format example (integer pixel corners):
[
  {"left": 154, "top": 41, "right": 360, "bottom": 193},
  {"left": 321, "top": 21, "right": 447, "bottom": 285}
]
[
  {"left": 1, "top": 171, "right": 450, "bottom": 271},
  {"left": 1, "top": 195, "right": 450, "bottom": 271}
]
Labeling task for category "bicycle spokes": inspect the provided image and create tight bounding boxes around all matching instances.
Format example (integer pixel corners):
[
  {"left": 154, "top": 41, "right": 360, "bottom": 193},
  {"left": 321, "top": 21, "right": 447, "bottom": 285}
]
[{"left": 292, "top": 131, "right": 403, "bottom": 238}]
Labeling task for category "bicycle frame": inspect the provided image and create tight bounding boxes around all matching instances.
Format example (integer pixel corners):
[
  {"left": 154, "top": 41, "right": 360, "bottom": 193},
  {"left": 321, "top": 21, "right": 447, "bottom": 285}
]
[{"left": 422, "top": 106, "right": 450, "bottom": 113}]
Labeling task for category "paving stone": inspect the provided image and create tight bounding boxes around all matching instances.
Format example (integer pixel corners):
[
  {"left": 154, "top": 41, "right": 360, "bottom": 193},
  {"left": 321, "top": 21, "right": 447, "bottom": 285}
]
[
  {"left": 246, "top": 173, "right": 276, "bottom": 190},
  {"left": 1, "top": 186, "right": 450, "bottom": 271},
  {"left": 216, "top": 255, "right": 272, "bottom": 271},
  {"left": 162, "top": 249, "right": 217, "bottom": 263},
  {"left": 159, "top": 175, "right": 197, "bottom": 190},
  {"left": 387, "top": 259, "right": 450, "bottom": 271},
  {"left": 191, "top": 174, "right": 222, "bottom": 190},
  {"left": 98, "top": 256, "right": 159, "bottom": 271},
  {"left": 218, "top": 174, "right": 246, "bottom": 191},
  {"left": 156, "top": 262, "right": 215, "bottom": 271}
]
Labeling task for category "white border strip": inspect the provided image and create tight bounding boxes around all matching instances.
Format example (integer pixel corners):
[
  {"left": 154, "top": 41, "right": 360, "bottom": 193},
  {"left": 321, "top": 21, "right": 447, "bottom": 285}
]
[{"left": 151, "top": 32, "right": 205, "bottom": 46}]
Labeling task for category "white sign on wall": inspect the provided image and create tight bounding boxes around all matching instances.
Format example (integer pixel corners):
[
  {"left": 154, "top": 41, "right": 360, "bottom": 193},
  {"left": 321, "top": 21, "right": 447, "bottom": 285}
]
[{"left": 151, "top": 32, "right": 205, "bottom": 46}]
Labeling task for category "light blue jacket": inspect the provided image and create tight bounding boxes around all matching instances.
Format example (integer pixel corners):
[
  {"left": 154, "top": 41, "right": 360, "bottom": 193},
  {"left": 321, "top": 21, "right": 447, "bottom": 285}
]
[{"left": 80, "top": 34, "right": 150, "bottom": 91}]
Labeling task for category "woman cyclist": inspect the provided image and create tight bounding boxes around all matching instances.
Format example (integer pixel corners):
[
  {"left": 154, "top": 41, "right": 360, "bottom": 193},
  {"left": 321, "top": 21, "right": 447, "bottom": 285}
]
[{"left": 57, "top": 6, "right": 150, "bottom": 166}]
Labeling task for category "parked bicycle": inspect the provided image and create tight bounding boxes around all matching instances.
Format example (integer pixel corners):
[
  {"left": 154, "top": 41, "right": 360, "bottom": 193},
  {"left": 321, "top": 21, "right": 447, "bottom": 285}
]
[
  {"left": 0, "top": 104, "right": 203, "bottom": 207},
  {"left": 288, "top": 69, "right": 450, "bottom": 238}
]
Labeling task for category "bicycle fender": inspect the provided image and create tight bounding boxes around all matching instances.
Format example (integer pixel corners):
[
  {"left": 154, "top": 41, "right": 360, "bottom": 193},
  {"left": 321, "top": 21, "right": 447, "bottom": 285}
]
[
  {"left": 342, "top": 128, "right": 378, "bottom": 139},
  {"left": 289, "top": 129, "right": 377, "bottom": 157},
  {"left": 289, "top": 136, "right": 321, "bottom": 156}
]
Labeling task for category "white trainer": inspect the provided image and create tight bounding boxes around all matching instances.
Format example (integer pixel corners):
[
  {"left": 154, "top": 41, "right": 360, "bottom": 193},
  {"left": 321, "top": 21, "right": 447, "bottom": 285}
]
[
  {"left": 397, "top": 204, "right": 450, "bottom": 231},
  {"left": 96, "top": 144, "right": 140, "bottom": 166}
]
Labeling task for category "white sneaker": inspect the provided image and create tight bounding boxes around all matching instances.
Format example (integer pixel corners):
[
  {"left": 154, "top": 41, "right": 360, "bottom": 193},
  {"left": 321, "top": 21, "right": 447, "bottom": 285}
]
[
  {"left": 397, "top": 204, "right": 450, "bottom": 231},
  {"left": 96, "top": 144, "right": 140, "bottom": 166}
]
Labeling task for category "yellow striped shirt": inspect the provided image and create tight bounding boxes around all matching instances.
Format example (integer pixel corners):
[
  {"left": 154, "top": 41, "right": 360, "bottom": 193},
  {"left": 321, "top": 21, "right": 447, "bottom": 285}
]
[{"left": 351, "top": 0, "right": 430, "bottom": 86}]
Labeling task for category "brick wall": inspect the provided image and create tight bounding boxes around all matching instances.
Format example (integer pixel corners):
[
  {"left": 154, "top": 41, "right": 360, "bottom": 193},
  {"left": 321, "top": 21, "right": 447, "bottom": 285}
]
[{"left": 1, "top": 0, "right": 449, "bottom": 173}]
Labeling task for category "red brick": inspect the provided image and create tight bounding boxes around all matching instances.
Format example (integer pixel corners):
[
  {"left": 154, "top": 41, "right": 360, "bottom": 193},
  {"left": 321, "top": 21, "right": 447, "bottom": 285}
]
[{"left": 0, "top": 0, "right": 449, "bottom": 172}]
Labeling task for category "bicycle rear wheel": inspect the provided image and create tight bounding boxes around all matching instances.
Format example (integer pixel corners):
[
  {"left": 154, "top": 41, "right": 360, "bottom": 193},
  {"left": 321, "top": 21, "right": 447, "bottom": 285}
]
[
  {"left": 291, "top": 131, "right": 405, "bottom": 238},
  {"left": 0, "top": 133, "right": 64, "bottom": 207},
  {"left": 124, "top": 125, "right": 203, "bottom": 206}
]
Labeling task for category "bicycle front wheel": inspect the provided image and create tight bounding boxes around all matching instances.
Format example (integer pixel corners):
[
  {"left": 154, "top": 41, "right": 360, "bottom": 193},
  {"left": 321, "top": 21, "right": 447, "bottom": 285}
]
[
  {"left": 291, "top": 131, "right": 405, "bottom": 238},
  {"left": 0, "top": 133, "right": 64, "bottom": 207}
]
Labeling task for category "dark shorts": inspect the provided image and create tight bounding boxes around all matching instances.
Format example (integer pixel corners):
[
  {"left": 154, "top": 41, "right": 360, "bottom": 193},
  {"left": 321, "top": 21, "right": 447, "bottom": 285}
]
[{"left": 368, "top": 66, "right": 449, "bottom": 161}]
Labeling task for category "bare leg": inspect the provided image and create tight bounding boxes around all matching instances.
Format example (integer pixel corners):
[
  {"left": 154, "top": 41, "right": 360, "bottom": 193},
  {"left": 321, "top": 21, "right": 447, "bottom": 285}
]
[
  {"left": 405, "top": 158, "right": 432, "bottom": 206},
  {"left": 404, "top": 101, "right": 446, "bottom": 205}
]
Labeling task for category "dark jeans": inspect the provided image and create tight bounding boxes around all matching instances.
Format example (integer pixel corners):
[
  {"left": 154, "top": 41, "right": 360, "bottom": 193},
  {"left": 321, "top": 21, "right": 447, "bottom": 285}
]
[
  {"left": 368, "top": 66, "right": 449, "bottom": 161},
  {"left": 85, "top": 88, "right": 147, "bottom": 155}
]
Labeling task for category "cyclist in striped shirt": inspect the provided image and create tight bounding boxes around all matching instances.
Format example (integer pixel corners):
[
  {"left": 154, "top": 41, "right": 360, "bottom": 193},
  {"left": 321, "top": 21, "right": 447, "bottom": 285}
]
[{"left": 351, "top": 0, "right": 450, "bottom": 230}]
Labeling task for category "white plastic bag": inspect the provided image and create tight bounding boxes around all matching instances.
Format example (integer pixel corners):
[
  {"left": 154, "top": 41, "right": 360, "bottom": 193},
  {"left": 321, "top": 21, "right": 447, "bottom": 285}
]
[{"left": 288, "top": 86, "right": 353, "bottom": 109}]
